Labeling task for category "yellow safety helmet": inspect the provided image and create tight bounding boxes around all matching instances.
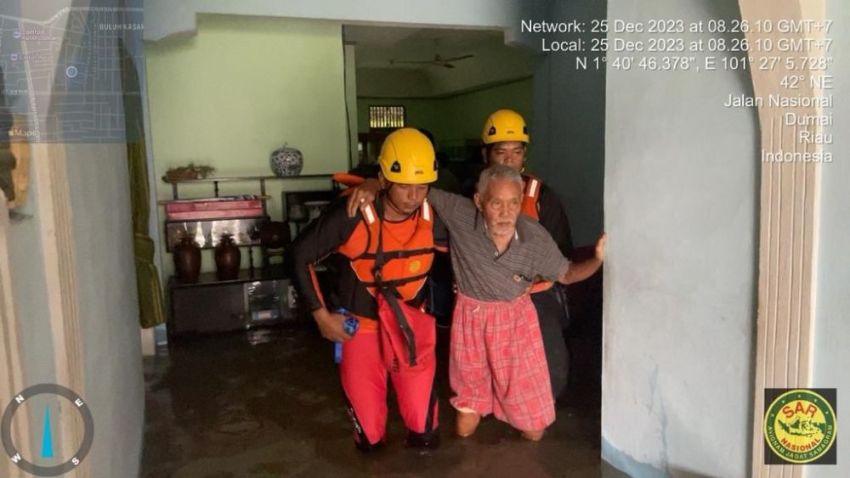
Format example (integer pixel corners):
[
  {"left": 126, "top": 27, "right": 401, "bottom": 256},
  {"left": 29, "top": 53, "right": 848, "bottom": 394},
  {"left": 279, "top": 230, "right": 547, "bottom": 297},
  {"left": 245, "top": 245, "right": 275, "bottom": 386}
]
[
  {"left": 481, "top": 109, "right": 529, "bottom": 144},
  {"left": 378, "top": 128, "right": 438, "bottom": 184}
]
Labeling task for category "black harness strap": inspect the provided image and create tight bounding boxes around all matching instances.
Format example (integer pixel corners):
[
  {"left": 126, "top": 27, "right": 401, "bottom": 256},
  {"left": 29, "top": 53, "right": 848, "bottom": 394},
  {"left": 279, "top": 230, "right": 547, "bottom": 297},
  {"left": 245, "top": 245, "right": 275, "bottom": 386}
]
[
  {"left": 373, "top": 200, "right": 418, "bottom": 367},
  {"left": 381, "top": 289, "right": 417, "bottom": 367},
  {"left": 358, "top": 271, "right": 430, "bottom": 288},
  {"left": 357, "top": 247, "right": 435, "bottom": 260}
]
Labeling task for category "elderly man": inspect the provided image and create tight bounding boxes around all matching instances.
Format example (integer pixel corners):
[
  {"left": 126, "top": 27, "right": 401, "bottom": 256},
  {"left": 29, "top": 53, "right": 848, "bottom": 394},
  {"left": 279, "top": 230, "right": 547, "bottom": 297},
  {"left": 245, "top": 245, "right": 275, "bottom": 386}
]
[
  {"left": 474, "top": 109, "right": 576, "bottom": 400},
  {"left": 347, "top": 164, "right": 605, "bottom": 440}
]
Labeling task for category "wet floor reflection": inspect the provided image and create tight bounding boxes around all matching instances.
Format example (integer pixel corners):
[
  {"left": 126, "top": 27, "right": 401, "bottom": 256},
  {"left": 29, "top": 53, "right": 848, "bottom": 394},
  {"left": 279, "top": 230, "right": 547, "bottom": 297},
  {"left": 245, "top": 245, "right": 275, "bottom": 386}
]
[{"left": 142, "top": 326, "right": 621, "bottom": 477}]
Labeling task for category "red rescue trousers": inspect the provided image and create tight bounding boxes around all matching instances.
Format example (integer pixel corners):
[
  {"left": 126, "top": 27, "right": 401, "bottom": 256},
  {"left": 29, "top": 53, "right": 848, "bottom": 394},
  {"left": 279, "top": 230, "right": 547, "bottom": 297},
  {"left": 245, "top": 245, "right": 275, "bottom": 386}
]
[{"left": 339, "top": 296, "right": 438, "bottom": 446}]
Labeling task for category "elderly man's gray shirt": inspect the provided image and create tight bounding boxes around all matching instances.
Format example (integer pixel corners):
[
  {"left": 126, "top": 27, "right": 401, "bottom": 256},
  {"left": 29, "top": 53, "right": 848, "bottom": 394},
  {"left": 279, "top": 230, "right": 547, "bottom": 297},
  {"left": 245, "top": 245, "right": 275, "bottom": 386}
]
[{"left": 427, "top": 188, "right": 570, "bottom": 302}]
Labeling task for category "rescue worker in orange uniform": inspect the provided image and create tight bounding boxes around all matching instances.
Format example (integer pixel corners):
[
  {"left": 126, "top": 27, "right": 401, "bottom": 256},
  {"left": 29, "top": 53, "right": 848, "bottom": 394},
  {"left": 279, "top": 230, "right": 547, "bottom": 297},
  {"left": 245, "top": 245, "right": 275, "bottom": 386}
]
[
  {"left": 291, "top": 128, "right": 446, "bottom": 451},
  {"left": 472, "top": 109, "right": 576, "bottom": 399}
]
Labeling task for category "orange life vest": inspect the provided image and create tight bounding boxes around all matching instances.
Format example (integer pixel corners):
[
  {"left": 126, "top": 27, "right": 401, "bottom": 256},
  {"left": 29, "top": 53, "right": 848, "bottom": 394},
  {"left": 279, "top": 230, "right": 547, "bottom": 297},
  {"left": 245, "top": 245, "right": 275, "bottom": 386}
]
[
  {"left": 332, "top": 172, "right": 366, "bottom": 188},
  {"left": 522, "top": 175, "right": 541, "bottom": 220},
  {"left": 521, "top": 175, "right": 554, "bottom": 293},
  {"left": 338, "top": 199, "right": 435, "bottom": 301}
]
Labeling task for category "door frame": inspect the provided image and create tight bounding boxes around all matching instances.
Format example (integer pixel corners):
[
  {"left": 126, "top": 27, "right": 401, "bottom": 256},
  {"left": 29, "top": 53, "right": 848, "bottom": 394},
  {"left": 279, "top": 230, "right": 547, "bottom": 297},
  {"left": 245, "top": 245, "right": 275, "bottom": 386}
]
[{"left": 738, "top": 0, "right": 826, "bottom": 475}]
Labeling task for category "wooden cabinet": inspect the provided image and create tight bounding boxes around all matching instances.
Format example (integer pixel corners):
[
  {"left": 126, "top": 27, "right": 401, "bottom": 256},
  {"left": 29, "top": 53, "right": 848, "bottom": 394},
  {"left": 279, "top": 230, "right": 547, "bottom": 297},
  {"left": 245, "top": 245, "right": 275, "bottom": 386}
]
[
  {"left": 167, "top": 268, "right": 297, "bottom": 339},
  {"left": 162, "top": 175, "right": 338, "bottom": 339}
]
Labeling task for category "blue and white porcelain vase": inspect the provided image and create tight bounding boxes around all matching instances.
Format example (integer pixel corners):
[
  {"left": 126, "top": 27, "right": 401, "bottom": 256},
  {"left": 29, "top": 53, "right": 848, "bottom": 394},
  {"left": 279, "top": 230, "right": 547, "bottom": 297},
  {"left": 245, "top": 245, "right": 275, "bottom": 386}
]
[{"left": 270, "top": 143, "right": 304, "bottom": 177}]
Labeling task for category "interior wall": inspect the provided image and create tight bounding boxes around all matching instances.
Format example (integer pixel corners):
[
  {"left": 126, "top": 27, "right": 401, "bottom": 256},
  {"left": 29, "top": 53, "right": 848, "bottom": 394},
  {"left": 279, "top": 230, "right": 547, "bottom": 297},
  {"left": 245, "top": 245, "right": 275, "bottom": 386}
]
[
  {"left": 344, "top": 44, "right": 359, "bottom": 169},
  {"left": 601, "top": 0, "right": 758, "bottom": 476},
  {"left": 145, "top": 14, "right": 348, "bottom": 275},
  {"left": 426, "top": 46, "right": 532, "bottom": 96},
  {"left": 145, "top": 14, "right": 348, "bottom": 178},
  {"left": 355, "top": 50, "right": 532, "bottom": 99},
  {"left": 356, "top": 68, "right": 434, "bottom": 98},
  {"left": 440, "top": 79, "right": 533, "bottom": 144},
  {"left": 810, "top": 0, "right": 849, "bottom": 476},
  {"left": 356, "top": 78, "right": 533, "bottom": 147},
  {"left": 529, "top": 0, "right": 607, "bottom": 247}
]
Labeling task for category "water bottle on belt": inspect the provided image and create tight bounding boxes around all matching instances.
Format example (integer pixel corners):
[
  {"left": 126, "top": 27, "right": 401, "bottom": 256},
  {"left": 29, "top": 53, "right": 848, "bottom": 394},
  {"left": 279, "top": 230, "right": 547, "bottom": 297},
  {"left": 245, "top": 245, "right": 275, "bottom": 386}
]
[{"left": 334, "top": 307, "right": 359, "bottom": 364}]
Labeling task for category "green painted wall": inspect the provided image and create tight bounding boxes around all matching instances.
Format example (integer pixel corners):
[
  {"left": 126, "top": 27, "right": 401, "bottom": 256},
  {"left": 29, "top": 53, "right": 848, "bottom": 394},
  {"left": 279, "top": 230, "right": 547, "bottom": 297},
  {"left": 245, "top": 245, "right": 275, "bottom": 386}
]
[
  {"left": 442, "top": 78, "right": 533, "bottom": 143},
  {"left": 357, "top": 77, "right": 533, "bottom": 148},
  {"left": 145, "top": 14, "right": 349, "bottom": 274}
]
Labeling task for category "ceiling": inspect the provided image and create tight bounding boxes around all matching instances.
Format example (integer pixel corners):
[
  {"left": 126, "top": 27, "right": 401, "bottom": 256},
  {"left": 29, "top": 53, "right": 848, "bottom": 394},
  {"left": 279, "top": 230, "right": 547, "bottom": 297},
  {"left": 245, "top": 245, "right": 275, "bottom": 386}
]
[{"left": 343, "top": 25, "right": 532, "bottom": 98}]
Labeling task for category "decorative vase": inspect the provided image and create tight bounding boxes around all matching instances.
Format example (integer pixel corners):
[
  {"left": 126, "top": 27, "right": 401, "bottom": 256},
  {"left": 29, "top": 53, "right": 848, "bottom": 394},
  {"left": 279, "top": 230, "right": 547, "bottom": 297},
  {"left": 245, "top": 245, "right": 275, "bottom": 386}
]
[
  {"left": 215, "top": 233, "right": 241, "bottom": 280},
  {"left": 173, "top": 235, "right": 201, "bottom": 284},
  {"left": 270, "top": 144, "right": 304, "bottom": 177}
]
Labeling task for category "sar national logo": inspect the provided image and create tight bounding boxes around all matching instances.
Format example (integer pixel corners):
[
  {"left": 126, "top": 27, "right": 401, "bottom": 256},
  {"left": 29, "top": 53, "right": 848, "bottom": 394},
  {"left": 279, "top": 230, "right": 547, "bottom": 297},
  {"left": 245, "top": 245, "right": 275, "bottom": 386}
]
[{"left": 764, "top": 388, "right": 837, "bottom": 465}]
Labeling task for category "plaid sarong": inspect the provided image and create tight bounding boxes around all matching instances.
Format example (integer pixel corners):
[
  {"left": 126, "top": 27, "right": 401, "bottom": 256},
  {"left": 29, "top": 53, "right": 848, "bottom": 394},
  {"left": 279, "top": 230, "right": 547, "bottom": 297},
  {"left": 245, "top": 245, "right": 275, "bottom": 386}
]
[{"left": 449, "top": 292, "right": 556, "bottom": 431}]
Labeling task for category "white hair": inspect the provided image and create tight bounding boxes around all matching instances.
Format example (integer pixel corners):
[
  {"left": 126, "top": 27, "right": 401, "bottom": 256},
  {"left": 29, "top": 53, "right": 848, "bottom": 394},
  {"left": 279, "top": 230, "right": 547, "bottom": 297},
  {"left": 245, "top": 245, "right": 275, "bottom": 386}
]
[{"left": 476, "top": 164, "right": 523, "bottom": 196}]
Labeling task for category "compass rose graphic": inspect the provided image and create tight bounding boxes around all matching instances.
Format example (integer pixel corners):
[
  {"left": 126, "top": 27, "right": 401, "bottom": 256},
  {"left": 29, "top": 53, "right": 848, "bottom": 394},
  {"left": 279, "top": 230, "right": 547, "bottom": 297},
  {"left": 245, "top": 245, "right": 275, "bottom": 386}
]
[{"left": 2, "top": 384, "right": 94, "bottom": 476}]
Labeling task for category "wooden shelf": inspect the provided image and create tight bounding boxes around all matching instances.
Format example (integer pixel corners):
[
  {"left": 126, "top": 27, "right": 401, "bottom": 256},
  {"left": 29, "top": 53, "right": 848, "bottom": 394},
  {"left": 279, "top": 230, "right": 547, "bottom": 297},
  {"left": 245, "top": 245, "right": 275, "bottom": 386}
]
[
  {"left": 161, "top": 174, "right": 339, "bottom": 202},
  {"left": 163, "top": 216, "right": 268, "bottom": 225},
  {"left": 161, "top": 174, "right": 334, "bottom": 184},
  {"left": 157, "top": 195, "right": 272, "bottom": 206},
  {"left": 170, "top": 265, "right": 289, "bottom": 289}
]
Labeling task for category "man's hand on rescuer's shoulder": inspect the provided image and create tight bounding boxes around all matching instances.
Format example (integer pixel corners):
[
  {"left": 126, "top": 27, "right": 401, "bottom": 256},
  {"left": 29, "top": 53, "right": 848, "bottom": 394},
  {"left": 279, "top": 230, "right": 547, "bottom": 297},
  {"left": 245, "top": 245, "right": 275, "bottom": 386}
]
[{"left": 345, "top": 178, "right": 381, "bottom": 218}]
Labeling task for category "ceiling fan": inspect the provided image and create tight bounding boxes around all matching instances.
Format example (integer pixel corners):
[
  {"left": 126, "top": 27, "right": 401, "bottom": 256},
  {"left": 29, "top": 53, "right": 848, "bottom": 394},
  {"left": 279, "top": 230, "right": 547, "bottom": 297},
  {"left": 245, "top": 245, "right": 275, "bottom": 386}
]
[{"left": 389, "top": 53, "right": 475, "bottom": 69}]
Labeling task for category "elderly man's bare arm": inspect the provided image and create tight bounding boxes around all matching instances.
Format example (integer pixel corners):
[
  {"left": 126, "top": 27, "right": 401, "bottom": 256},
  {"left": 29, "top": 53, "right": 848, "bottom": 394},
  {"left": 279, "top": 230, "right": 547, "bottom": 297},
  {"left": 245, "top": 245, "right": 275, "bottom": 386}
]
[{"left": 557, "top": 233, "right": 606, "bottom": 285}]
